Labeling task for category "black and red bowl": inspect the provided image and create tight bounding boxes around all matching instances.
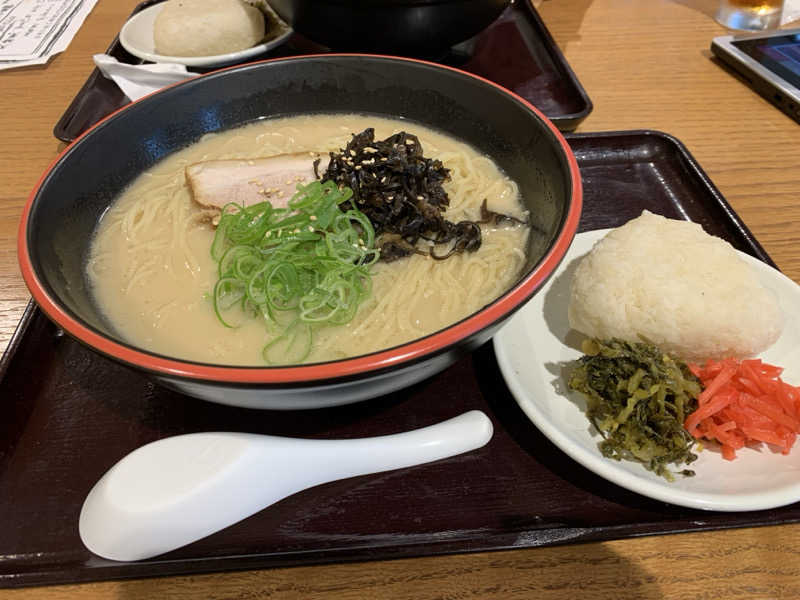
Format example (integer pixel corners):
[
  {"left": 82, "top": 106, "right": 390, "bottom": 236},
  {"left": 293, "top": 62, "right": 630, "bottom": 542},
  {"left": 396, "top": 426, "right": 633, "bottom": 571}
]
[{"left": 18, "top": 55, "right": 581, "bottom": 410}]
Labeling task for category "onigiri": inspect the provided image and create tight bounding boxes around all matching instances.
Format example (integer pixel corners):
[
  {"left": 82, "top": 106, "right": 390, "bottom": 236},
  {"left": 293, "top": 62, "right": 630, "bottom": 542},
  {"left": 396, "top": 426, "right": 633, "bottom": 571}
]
[
  {"left": 567, "top": 211, "right": 783, "bottom": 361},
  {"left": 154, "top": 0, "right": 265, "bottom": 58}
]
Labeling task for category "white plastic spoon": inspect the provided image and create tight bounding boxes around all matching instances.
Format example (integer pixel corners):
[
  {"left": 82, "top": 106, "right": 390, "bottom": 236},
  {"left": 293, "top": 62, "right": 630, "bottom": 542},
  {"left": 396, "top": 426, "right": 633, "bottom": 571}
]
[{"left": 79, "top": 410, "right": 493, "bottom": 561}]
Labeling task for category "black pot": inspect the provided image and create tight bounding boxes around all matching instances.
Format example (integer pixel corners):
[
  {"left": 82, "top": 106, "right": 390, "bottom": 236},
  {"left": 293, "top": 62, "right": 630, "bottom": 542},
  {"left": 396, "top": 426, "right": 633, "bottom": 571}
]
[{"left": 269, "top": 0, "right": 511, "bottom": 54}]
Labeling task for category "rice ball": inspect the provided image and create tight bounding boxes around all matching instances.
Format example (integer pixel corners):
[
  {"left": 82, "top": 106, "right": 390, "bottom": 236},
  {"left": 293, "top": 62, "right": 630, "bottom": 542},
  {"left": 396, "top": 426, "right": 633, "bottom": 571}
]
[
  {"left": 567, "top": 211, "right": 783, "bottom": 361},
  {"left": 154, "top": 0, "right": 265, "bottom": 57}
]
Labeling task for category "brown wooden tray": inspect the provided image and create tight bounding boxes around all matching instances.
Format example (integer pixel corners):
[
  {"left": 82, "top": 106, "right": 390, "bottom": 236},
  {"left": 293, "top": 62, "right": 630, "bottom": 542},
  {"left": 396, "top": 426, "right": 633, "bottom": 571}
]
[
  {"left": 52, "top": 0, "right": 592, "bottom": 142},
  {"left": 0, "top": 130, "right": 790, "bottom": 589}
]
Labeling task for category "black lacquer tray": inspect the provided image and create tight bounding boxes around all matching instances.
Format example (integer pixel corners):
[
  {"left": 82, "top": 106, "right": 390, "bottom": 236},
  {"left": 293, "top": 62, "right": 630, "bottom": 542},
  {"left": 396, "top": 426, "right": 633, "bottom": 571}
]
[
  {"left": 52, "top": 0, "right": 592, "bottom": 142},
  {"left": 1, "top": 131, "right": 791, "bottom": 589}
]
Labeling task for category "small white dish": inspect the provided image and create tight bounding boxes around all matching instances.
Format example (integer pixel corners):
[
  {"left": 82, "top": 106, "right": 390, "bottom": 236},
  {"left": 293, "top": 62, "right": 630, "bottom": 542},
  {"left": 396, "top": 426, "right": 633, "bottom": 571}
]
[
  {"left": 495, "top": 228, "right": 800, "bottom": 512},
  {"left": 119, "top": 3, "right": 292, "bottom": 68}
]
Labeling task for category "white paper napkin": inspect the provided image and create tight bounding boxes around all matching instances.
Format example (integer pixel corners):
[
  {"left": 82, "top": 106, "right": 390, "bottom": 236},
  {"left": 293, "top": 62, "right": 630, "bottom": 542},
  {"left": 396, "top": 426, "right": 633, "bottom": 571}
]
[{"left": 93, "top": 54, "right": 195, "bottom": 101}]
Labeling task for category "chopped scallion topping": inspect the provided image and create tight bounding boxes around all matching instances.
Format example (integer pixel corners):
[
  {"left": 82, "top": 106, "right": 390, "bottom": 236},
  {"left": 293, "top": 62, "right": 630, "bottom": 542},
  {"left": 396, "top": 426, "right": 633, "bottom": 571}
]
[{"left": 210, "top": 180, "right": 379, "bottom": 364}]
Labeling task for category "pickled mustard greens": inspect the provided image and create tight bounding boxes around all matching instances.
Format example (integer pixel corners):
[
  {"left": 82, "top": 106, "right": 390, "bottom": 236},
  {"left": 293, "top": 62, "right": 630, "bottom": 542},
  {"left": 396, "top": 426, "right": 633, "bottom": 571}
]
[
  {"left": 568, "top": 338, "right": 702, "bottom": 481},
  {"left": 323, "top": 128, "right": 527, "bottom": 263},
  {"left": 211, "top": 180, "right": 379, "bottom": 363},
  {"left": 323, "top": 128, "right": 472, "bottom": 262}
]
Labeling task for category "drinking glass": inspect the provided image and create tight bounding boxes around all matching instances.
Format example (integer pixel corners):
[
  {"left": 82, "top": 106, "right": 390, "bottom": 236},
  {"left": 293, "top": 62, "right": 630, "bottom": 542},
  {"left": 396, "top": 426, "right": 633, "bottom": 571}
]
[
  {"left": 716, "top": 0, "right": 784, "bottom": 31},
  {"left": 716, "top": 0, "right": 785, "bottom": 30}
]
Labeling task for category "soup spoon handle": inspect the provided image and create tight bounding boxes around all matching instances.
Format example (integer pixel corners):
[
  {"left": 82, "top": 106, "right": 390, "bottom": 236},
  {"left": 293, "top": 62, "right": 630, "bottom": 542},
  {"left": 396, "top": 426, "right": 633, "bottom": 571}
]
[{"left": 79, "top": 410, "right": 493, "bottom": 562}]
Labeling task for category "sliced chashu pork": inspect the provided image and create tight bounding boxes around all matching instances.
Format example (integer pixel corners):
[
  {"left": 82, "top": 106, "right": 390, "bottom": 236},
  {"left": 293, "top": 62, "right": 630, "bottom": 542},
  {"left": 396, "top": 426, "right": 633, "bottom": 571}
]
[{"left": 186, "top": 153, "right": 331, "bottom": 221}]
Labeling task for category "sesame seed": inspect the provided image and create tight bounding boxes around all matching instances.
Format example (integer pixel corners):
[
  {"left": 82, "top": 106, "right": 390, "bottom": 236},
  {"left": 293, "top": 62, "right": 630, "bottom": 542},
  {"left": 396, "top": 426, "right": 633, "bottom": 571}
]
[
  {"left": 380, "top": 157, "right": 388, "bottom": 161},
  {"left": 355, "top": 165, "right": 362, "bottom": 170},
  {"left": 416, "top": 195, "right": 424, "bottom": 200},
  {"left": 349, "top": 150, "right": 356, "bottom": 156},
  {"left": 308, "top": 226, "right": 314, "bottom": 232},
  {"left": 293, "top": 228, "right": 301, "bottom": 233},
  {"left": 309, "top": 215, "right": 317, "bottom": 220},
  {"left": 380, "top": 176, "right": 386, "bottom": 183}
]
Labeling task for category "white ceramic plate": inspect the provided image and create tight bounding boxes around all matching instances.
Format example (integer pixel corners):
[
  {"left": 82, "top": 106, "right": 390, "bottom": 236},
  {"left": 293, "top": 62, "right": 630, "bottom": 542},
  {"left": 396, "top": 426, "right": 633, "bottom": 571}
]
[
  {"left": 495, "top": 229, "right": 800, "bottom": 511},
  {"left": 119, "top": 3, "right": 292, "bottom": 68}
]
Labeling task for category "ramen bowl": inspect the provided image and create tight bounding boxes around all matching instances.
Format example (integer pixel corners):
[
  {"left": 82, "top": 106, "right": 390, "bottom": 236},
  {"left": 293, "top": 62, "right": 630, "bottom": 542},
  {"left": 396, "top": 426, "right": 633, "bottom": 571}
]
[{"left": 19, "top": 55, "right": 581, "bottom": 410}]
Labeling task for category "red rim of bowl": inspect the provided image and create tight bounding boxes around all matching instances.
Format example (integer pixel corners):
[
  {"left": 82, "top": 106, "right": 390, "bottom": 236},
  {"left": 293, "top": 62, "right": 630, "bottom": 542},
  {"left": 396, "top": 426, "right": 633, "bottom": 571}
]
[{"left": 18, "top": 53, "right": 582, "bottom": 385}]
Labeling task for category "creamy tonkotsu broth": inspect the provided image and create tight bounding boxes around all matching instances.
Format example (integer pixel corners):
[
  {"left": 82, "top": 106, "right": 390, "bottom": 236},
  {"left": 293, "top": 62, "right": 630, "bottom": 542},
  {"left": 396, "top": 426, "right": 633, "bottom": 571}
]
[{"left": 87, "top": 114, "right": 529, "bottom": 365}]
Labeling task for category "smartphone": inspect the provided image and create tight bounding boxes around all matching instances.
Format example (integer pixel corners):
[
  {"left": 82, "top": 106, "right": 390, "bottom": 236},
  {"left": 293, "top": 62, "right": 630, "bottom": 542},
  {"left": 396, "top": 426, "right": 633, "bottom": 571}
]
[{"left": 711, "top": 28, "right": 800, "bottom": 123}]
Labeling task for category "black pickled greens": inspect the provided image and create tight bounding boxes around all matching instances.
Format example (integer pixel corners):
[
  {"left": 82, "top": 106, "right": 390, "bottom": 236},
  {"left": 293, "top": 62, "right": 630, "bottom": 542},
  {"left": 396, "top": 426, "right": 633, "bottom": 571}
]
[
  {"left": 322, "top": 128, "right": 484, "bottom": 262},
  {"left": 568, "top": 338, "right": 702, "bottom": 481}
]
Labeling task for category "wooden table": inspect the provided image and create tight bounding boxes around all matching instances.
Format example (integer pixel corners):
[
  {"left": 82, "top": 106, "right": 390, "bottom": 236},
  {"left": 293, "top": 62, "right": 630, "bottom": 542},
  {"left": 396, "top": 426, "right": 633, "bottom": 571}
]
[{"left": 2, "top": 0, "right": 800, "bottom": 597}]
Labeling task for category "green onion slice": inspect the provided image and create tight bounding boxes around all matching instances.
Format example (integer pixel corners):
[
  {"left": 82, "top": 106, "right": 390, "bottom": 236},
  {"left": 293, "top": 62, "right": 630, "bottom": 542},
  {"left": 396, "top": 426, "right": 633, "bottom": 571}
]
[{"left": 210, "top": 180, "right": 379, "bottom": 364}]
